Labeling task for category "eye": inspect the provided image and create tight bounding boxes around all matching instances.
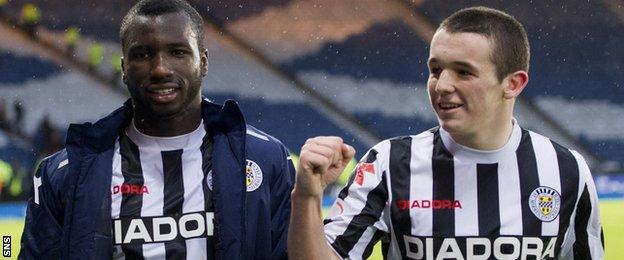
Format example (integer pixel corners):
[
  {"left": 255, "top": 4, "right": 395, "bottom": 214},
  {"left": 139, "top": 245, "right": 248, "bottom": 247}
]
[
  {"left": 457, "top": 69, "right": 473, "bottom": 76},
  {"left": 130, "top": 52, "right": 150, "bottom": 60},
  {"left": 172, "top": 49, "right": 188, "bottom": 57},
  {"left": 429, "top": 67, "right": 442, "bottom": 77}
]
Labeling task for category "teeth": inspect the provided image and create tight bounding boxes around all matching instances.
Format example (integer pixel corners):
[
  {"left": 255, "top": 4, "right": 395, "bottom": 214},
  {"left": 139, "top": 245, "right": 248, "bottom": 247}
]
[
  {"left": 440, "top": 103, "right": 461, "bottom": 109},
  {"left": 153, "top": 88, "right": 174, "bottom": 94}
]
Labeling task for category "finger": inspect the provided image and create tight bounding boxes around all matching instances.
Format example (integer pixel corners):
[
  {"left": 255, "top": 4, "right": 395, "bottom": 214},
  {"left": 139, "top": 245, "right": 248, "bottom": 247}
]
[
  {"left": 341, "top": 144, "right": 356, "bottom": 165},
  {"left": 306, "top": 137, "right": 344, "bottom": 166},
  {"left": 298, "top": 150, "right": 331, "bottom": 174},
  {"left": 309, "top": 136, "right": 343, "bottom": 152}
]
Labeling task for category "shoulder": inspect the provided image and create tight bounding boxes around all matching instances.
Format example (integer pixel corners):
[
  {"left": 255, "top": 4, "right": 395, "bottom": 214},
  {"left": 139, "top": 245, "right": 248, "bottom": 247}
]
[
  {"left": 244, "top": 125, "right": 290, "bottom": 169},
  {"left": 245, "top": 125, "right": 289, "bottom": 153},
  {"left": 373, "top": 130, "right": 436, "bottom": 154},
  {"left": 36, "top": 148, "right": 72, "bottom": 192},
  {"left": 524, "top": 129, "right": 592, "bottom": 179}
]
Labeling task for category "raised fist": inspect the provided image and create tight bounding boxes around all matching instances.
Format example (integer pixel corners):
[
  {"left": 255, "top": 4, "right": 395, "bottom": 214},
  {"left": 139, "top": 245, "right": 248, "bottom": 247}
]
[{"left": 294, "top": 136, "right": 355, "bottom": 199}]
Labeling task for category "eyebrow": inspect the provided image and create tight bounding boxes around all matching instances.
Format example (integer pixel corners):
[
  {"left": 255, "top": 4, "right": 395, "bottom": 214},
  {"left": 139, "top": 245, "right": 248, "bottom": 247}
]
[
  {"left": 166, "top": 42, "right": 192, "bottom": 49},
  {"left": 428, "top": 58, "right": 478, "bottom": 70}
]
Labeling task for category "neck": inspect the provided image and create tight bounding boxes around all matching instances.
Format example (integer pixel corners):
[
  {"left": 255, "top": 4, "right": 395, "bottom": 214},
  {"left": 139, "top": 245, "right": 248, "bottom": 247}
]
[
  {"left": 133, "top": 107, "right": 202, "bottom": 137},
  {"left": 450, "top": 117, "right": 514, "bottom": 151}
]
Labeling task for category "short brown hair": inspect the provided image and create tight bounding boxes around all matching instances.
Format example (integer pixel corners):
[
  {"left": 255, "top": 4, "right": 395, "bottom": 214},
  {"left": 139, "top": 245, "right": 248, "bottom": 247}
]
[{"left": 439, "top": 6, "right": 530, "bottom": 81}]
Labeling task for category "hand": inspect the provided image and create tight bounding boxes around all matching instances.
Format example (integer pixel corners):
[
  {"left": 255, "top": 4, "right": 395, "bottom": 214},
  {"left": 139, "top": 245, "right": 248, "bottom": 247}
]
[{"left": 294, "top": 136, "right": 355, "bottom": 199}]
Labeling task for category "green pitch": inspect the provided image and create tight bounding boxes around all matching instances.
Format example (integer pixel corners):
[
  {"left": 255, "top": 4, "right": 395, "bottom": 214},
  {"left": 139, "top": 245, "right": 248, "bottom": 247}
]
[
  {"left": 0, "top": 219, "right": 24, "bottom": 260},
  {"left": 2, "top": 200, "right": 622, "bottom": 259}
]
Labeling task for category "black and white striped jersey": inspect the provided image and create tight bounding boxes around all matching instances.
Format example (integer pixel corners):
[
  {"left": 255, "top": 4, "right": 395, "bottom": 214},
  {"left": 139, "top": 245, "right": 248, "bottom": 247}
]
[
  {"left": 324, "top": 121, "right": 604, "bottom": 259},
  {"left": 111, "top": 120, "right": 215, "bottom": 260}
]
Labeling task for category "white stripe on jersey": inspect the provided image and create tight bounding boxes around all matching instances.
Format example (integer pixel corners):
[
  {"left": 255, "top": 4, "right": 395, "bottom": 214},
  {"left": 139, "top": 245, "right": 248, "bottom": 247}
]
[
  {"left": 497, "top": 155, "right": 523, "bottom": 235},
  {"left": 111, "top": 140, "right": 125, "bottom": 260},
  {"left": 571, "top": 151, "right": 604, "bottom": 259},
  {"left": 137, "top": 141, "right": 166, "bottom": 259},
  {"left": 111, "top": 140, "right": 123, "bottom": 220},
  {"left": 529, "top": 132, "right": 561, "bottom": 236},
  {"left": 407, "top": 132, "right": 434, "bottom": 237},
  {"left": 181, "top": 133, "right": 208, "bottom": 260},
  {"left": 454, "top": 163, "right": 478, "bottom": 236}
]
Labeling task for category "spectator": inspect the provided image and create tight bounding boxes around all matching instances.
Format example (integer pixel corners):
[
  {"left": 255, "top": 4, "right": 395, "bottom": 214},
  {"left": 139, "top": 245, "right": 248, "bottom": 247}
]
[
  {"left": 86, "top": 41, "right": 104, "bottom": 71},
  {"left": 20, "top": 4, "right": 41, "bottom": 38},
  {"left": 64, "top": 26, "right": 80, "bottom": 56},
  {"left": 13, "top": 99, "right": 24, "bottom": 136}
]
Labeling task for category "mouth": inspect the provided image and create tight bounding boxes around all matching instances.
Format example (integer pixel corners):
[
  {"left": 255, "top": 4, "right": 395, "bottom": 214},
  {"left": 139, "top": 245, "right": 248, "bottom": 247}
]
[
  {"left": 145, "top": 82, "right": 180, "bottom": 104},
  {"left": 438, "top": 102, "right": 463, "bottom": 110}
]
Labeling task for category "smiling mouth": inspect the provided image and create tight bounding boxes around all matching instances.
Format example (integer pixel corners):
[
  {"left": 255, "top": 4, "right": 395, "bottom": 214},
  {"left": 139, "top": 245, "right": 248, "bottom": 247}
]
[
  {"left": 148, "top": 88, "right": 176, "bottom": 95},
  {"left": 438, "top": 103, "right": 463, "bottom": 110}
]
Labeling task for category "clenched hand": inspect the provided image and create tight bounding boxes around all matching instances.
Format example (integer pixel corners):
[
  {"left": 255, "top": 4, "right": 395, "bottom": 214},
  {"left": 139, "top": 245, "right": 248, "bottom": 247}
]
[{"left": 294, "top": 136, "right": 356, "bottom": 199}]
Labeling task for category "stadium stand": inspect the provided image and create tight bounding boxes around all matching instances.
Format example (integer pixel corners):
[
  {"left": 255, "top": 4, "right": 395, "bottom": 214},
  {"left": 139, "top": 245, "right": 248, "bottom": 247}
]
[{"left": 0, "top": 52, "right": 60, "bottom": 85}]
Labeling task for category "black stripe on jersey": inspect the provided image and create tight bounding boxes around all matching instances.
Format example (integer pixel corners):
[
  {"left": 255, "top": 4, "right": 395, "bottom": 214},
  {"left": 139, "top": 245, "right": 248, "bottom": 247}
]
[
  {"left": 119, "top": 134, "right": 145, "bottom": 260},
  {"left": 551, "top": 142, "right": 579, "bottom": 256},
  {"left": 573, "top": 185, "right": 592, "bottom": 259},
  {"left": 338, "top": 149, "right": 379, "bottom": 201},
  {"left": 331, "top": 173, "right": 388, "bottom": 258},
  {"left": 162, "top": 149, "right": 186, "bottom": 260},
  {"left": 476, "top": 163, "right": 500, "bottom": 236},
  {"left": 388, "top": 137, "right": 412, "bottom": 258},
  {"left": 362, "top": 229, "right": 386, "bottom": 259},
  {"left": 432, "top": 131, "right": 455, "bottom": 238},
  {"left": 201, "top": 132, "right": 216, "bottom": 258},
  {"left": 516, "top": 129, "right": 541, "bottom": 236}
]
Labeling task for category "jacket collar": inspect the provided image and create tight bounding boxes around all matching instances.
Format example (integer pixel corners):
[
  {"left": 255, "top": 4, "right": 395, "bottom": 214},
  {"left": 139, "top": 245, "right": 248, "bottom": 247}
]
[{"left": 66, "top": 97, "right": 246, "bottom": 152}]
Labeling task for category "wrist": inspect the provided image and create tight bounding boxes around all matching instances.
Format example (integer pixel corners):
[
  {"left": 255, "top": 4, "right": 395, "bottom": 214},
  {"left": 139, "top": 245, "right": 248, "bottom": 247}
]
[{"left": 291, "top": 188, "right": 323, "bottom": 203}]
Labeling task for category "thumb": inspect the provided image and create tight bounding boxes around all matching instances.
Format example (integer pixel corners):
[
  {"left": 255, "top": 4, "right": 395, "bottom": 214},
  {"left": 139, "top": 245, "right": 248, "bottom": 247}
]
[{"left": 341, "top": 144, "right": 356, "bottom": 166}]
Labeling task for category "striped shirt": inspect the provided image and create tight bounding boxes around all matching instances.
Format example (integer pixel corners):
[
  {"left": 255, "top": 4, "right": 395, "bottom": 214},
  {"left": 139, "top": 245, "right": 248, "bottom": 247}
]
[
  {"left": 324, "top": 121, "right": 604, "bottom": 259},
  {"left": 111, "top": 120, "right": 215, "bottom": 260}
]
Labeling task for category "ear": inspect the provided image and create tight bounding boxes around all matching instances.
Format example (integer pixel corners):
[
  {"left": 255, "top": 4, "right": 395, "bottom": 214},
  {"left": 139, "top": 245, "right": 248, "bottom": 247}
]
[
  {"left": 503, "top": 70, "right": 528, "bottom": 99},
  {"left": 121, "top": 57, "right": 127, "bottom": 84},
  {"left": 200, "top": 48, "right": 208, "bottom": 76}
]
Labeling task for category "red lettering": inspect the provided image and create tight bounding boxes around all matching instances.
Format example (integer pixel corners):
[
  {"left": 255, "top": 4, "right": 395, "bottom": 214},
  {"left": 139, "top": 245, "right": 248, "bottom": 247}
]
[
  {"left": 111, "top": 184, "right": 150, "bottom": 195},
  {"left": 396, "top": 199, "right": 463, "bottom": 210},
  {"left": 397, "top": 200, "right": 408, "bottom": 210}
]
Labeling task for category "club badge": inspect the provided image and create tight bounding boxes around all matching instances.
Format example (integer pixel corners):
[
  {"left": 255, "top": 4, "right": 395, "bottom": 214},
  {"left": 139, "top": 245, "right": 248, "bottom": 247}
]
[
  {"left": 529, "top": 186, "right": 561, "bottom": 222},
  {"left": 245, "top": 160, "right": 263, "bottom": 192}
]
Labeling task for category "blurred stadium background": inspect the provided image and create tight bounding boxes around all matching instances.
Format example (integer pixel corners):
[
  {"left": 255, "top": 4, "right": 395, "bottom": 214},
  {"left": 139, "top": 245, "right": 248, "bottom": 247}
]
[{"left": 0, "top": 0, "right": 622, "bottom": 259}]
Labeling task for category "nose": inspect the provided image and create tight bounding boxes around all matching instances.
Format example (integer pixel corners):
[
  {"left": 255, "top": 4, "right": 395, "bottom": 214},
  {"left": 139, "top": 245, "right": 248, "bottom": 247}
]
[
  {"left": 150, "top": 53, "right": 173, "bottom": 80},
  {"left": 434, "top": 70, "right": 455, "bottom": 94}
]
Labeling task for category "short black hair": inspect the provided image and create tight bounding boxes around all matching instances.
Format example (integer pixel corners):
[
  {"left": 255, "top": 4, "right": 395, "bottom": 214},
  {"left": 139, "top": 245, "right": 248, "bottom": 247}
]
[
  {"left": 119, "top": 0, "right": 205, "bottom": 51},
  {"left": 439, "top": 6, "right": 530, "bottom": 82}
]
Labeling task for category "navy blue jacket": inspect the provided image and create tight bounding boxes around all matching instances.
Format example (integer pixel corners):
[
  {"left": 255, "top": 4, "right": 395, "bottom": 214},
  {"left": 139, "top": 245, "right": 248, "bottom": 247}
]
[{"left": 20, "top": 98, "right": 295, "bottom": 259}]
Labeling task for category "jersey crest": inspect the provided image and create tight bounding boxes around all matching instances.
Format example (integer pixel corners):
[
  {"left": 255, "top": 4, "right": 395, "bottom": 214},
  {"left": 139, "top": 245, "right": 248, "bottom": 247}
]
[
  {"left": 246, "top": 160, "right": 263, "bottom": 192},
  {"left": 529, "top": 186, "right": 561, "bottom": 222}
]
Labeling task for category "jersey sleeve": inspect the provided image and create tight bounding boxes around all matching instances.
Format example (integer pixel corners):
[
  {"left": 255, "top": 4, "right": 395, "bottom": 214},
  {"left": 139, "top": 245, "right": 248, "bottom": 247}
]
[
  {"left": 323, "top": 141, "right": 390, "bottom": 260},
  {"left": 19, "top": 150, "right": 68, "bottom": 259},
  {"left": 559, "top": 151, "right": 604, "bottom": 259}
]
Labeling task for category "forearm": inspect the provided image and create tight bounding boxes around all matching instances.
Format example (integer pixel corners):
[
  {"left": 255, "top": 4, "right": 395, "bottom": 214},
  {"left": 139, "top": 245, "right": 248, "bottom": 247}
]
[{"left": 288, "top": 191, "right": 341, "bottom": 260}]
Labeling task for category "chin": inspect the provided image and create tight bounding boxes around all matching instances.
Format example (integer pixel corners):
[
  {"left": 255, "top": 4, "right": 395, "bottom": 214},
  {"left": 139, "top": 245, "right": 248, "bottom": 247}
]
[{"left": 438, "top": 118, "right": 465, "bottom": 134}]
